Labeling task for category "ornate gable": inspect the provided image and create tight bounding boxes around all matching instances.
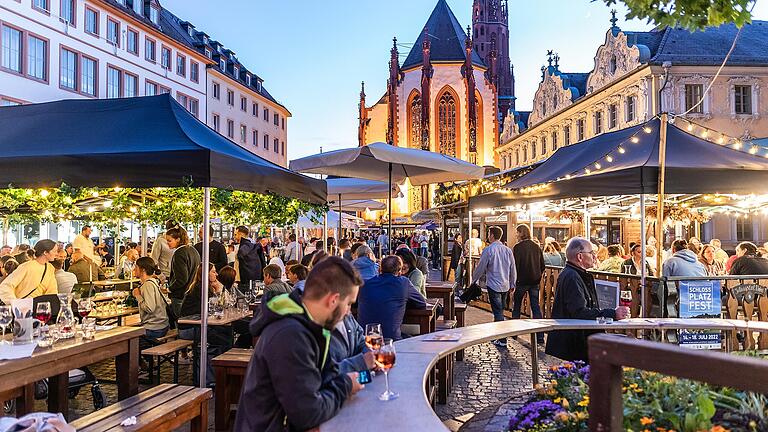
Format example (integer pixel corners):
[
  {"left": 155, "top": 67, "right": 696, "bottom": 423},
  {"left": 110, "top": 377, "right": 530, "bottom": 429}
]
[
  {"left": 528, "top": 71, "right": 578, "bottom": 126},
  {"left": 586, "top": 29, "right": 650, "bottom": 93}
]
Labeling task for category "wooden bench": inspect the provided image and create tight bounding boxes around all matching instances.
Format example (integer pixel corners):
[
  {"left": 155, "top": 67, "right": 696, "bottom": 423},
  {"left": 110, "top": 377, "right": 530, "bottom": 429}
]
[
  {"left": 455, "top": 302, "right": 467, "bottom": 361},
  {"left": 70, "top": 384, "right": 211, "bottom": 432},
  {"left": 141, "top": 339, "right": 194, "bottom": 384},
  {"left": 212, "top": 348, "right": 252, "bottom": 431},
  {"left": 435, "top": 319, "right": 457, "bottom": 404}
]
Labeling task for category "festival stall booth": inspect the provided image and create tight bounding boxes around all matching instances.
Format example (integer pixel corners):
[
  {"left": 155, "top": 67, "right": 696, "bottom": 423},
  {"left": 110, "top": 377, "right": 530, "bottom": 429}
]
[
  {"left": 469, "top": 115, "right": 768, "bottom": 347},
  {"left": 0, "top": 95, "right": 326, "bottom": 394}
]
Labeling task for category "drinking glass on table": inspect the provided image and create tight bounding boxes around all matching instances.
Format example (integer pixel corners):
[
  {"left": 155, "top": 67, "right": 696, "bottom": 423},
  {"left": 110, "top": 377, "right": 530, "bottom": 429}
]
[
  {"left": 77, "top": 298, "right": 93, "bottom": 332},
  {"left": 376, "top": 338, "right": 398, "bottom": 401},
  {"left": 36, "top": 302, "right": 52, "bottom": 325},
  {"left": 0, "top": 305, "right": 11, "bottom": 344},
  {"left": 365, "top": 323, "right": 383, "bottom": 351}
]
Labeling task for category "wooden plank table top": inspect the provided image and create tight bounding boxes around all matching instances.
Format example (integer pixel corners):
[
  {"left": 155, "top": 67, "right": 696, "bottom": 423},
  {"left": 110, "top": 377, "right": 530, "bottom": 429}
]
[
  {"left": 89, "top": 307, "right": 140, "bottom": 326},
  {"left": 89, "top": 278, "right": 140, "bottom": 287},
  {"left": 0, "top": 326, "right": 143, "bottom": 419},
  {"left": 177, "top": 309, "right": 252, "bottom": 326}
]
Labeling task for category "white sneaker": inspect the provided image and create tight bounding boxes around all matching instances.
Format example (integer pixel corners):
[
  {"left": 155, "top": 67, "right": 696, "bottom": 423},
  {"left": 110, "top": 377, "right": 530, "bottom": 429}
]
[{"left": 492, "top": 339, "right": 507, "bottom": 347}]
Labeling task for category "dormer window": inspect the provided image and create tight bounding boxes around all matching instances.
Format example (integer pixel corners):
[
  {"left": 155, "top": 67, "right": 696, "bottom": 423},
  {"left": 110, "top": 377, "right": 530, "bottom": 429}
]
[
  {"left": 202, "top": 35, "right": 208, "bottom": 44},
  {"left": 246, "top": 74, "right": 251, "bottom": 86},
  {"left": 219, "top": 58, "right": 226, "bottom": 71},
  {"left": 233, "top": 66, "right": 239, "bottom": 78},
  {"left": 205, "top": 48, "right": 212, "bottom": 59},
  {"left": 187, "top": 27, "right": 194, "bottom": 37},
  {"left": 609, "top": 55, "right": 617, "bottom": 74},
  {"left": 149, "top": 6, "right": 159, "bottom": 25},
  {"left": 256, "top": 81, "right": 262, "bottom": 92}
]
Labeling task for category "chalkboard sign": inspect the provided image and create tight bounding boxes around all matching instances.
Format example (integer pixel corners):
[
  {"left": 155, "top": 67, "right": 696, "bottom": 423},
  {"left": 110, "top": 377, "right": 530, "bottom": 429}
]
[{"left": 594, "top": 279, "right": 620, "bottom": 310}]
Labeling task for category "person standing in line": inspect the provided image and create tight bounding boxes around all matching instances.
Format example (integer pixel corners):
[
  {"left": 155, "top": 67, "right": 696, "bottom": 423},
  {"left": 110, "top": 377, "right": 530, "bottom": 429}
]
[
  {"left": 166, "top": 226, "right": 201, "bottom": 318},
  {"left": 511, "top": 224, "right": 545, "bottom": 344},
  {"left": 472, "top": 226, "right": 516, "bottom": 347},
  {"left": 376, "top": 230, "right": 389, "bottom": 257},
  {"left": 448, "top": 233, "right": 463, "bottom": 284},
  {"left": 284, "top": 234, "right": 300, "bottom": 263}
]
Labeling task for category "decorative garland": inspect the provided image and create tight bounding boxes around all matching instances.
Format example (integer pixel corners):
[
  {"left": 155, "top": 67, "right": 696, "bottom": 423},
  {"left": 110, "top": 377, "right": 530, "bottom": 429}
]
[
  {"left": 645, "top": 205, "right": 711, "bottom": 225},
  {"left": 544, "top": 210, "right": 584, "bottom": 224}
]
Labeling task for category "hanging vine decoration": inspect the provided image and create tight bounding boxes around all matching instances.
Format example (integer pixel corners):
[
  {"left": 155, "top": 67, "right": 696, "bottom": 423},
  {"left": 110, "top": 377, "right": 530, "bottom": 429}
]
[
  {"left": 645, "top": 205, "right": 711, "bottom": 226},
  {"left": 544, "top": 210, "right": 584, "bottom": 224}
]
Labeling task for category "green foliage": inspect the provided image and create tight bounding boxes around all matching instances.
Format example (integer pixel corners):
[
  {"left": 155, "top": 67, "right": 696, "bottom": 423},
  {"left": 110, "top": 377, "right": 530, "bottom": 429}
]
[
  {"left": 600, "top": 0, "right": 754, "bottom": 30},
  {"left": 0, "top": 185, "right": 323, "bottom": 228}
]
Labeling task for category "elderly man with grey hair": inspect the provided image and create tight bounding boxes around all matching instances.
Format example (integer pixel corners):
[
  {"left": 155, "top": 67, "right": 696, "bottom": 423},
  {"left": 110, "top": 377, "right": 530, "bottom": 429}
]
[
  {"left": 352, "top": 245, "right": 379, "bottom": 281},
  {"left": 545, "top": 237, "right": 629, "bottom": 362}
]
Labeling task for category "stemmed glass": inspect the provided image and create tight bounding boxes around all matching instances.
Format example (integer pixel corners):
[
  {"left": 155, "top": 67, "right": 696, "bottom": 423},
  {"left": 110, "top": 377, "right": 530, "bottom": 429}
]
[
  {"left": 376, "top": 338, "right": 398, "bottom": 401},
  {"left": 35, "top": 302, "right": 52, "bottom": 325},
  {"left": 77, "top": 298, "right": 93, "bottom": 331},
  {"left": 365, "top": 323, "right": 383, "bottom": 351},
  {"left": 0, "top": 305, "right": 11, "bottom": 344}
]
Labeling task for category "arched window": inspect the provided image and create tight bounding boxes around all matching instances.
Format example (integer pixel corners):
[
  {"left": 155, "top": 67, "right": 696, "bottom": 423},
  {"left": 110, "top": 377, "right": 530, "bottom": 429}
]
[
  {"left": 540, "top": 137, "right": 546, "bottom": 155},
  {"left": 408, "top": 93, "right": 422, "bottom": 149},
  {"left": 551, "top": 131, "right": 558, "bottom": 152},
  {"left": 438, "top": 91, "right": 457, "bottom": 158},
  {"left": 515, "top": 149, "right": 520, "bottom": 166},
  {"left": 531, "top": 142, "right": 537, "bottom": 158}
]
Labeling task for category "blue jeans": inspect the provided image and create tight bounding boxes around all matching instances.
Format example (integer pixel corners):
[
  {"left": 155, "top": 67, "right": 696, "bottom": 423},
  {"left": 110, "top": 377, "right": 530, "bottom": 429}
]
[
  {"left": 487, "top": 289, "right": 508, "bottom": 343},
  {"left": 512, "top": 284, "right": 543, "bottom": 320},
  {"left": 140, "top": 326, "right": 169, "bottom": 351}
]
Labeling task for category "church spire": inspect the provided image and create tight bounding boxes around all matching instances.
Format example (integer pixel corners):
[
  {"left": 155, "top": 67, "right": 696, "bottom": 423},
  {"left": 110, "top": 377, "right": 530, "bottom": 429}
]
[
  {"left": 420, "top": 27, "right": 433, "bottom": 150},
  {"left": 358, "top": 81, "right": 367, "bottom": 147},
  {"left": 473, "top": 0, "right": 514, "bottom": 116},
  {"left": 464, "top": 25, "right": 478, "bottom": 162},
  {"left": 387, "top": 37, "right": 401, "bottom": 146}
]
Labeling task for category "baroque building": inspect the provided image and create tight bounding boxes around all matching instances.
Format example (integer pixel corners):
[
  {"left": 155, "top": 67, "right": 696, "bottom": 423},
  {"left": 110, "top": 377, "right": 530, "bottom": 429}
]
[
  {"left": 359, "top": 0, "right": 509, "bottom": 219},
  {"left": 497, "top": 14, "right": 768, "bottom": 248}
]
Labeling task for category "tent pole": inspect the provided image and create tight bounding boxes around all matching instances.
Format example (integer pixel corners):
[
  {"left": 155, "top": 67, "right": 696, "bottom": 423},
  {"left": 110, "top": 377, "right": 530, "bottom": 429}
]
[
  {"left": 338, "top": 194, "right": 342, "bottom": 255},
  {"left": 114, "top": 220, "right": 120, "bottom": 265},
  {"left": 583, "top": 200, "right": 590, "bottom": 239},
  {"left": 199, "top": 187, "right": 211, "bottom": 389},
  {"left": 467, "top": 210, "right": 473, "bottom": 284},
  {"left": 640, "top": 194, "right": 647, "bottom": 318},
  {"left": 656, "top": 114, "right": 668, "bottom": 277},
  {"left": 323, "top": 213, "right": 328, "bottom": 253},
  {"left": 528, "top": 205, "right": 534, "bottom": 238},
  {"left": 140, "top": 196, "right": 147, "bottom": 257},
  {"left": 388, "top": 163, "right": 392, "bottom": 254}
]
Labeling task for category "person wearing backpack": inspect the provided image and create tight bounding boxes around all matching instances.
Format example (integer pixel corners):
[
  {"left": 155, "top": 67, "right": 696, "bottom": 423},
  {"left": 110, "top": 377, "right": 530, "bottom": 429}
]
[{"left": 132, "top": 256, "right": 170, "bottom": 350}]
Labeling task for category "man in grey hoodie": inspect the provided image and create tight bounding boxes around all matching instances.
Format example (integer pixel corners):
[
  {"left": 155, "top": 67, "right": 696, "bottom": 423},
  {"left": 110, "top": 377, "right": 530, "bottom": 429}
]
[{"left": 662, "top": 239, "right": 707, "bottom": 277}]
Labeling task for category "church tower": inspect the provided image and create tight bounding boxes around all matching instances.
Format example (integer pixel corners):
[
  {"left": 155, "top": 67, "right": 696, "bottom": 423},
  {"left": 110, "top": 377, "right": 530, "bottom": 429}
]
[{"left": 472, "top": 0, "right": 515, "bottom": 118}]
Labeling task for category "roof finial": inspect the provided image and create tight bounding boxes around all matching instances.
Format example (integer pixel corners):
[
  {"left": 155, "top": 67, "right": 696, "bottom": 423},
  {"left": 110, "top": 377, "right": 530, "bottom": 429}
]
[
  {"left": 610, "top": 9, "right": 618, "bottom": 28},
  {"left": 392, "top": 37, "right": 398, "bottom": 49},
  {"left": 546, "top": 50, "right": 553, "bottom": 67},
  {"left": 554, "top": 53, "right": 560, "bottom": 69},
  {"left": 466, "top": 25, "right": 471, "bottom": 39}
]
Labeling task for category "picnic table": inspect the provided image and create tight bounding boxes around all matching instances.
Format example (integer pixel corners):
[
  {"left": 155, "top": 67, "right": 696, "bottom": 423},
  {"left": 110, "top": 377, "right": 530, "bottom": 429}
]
[
  {"left": 0, "top": 326, "right": 143, "bottom": 419},
  {"left": 177, "top": 309, "right": 252, "bottom": 326},
  {"left": 89, "top": 307, "right": 140, "bottom": 326},
  {"left": 426, "top": 283, "right": 454, "bottom": 320}
]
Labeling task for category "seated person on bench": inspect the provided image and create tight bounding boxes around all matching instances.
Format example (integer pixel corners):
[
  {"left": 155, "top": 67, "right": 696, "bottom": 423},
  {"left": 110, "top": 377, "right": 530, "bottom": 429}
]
[{"left": 132, "top": 257, "right": 169, "bottom": 349}]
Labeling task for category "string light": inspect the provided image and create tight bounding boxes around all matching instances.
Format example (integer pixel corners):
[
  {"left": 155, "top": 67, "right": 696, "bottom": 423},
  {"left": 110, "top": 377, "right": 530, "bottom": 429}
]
[
  {"left": 606, "top": 155, "right": 614, "bottom": 162},
  {"left": 749, "top": 146, "right": 758, "bottom": 155},
  {"left": 594, "top": 163, "right": 602, "bottom": 169},
  {"left": 687, "top": 124, "right": 694, "bottom": 132},
  {"left": 717, "top": 136, "right": 725, "bottom": 144},
  {"left": 701, "top": 130, "right": 708, "bottom": 138},
  {"left": 618, "top": 147, "right": 625, "bottom": 153},
  {"left": 630, "top": 137, "right": 639, "bottom": 143},
  {"left": 643, "top": 127, "right": 652, "bottom": 134},
  {"left": 39, "top": 190, "right": 50, "bottom": 197}
]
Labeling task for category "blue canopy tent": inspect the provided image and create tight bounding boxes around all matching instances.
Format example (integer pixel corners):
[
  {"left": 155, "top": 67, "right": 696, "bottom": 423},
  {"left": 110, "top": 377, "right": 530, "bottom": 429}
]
[
  {"left": 470, "top": 117, "right": 768, "bottom": 209},
  {"left": 0, "top": 94, "right": 326, "bottom": 388},
  {"left": 0, "top": 94, "right": 326, "bottom": 203}
]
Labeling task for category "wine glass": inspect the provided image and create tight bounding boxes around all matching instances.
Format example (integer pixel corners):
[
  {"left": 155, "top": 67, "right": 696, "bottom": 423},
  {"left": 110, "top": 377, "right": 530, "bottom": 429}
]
[
  {"left": 77, "top": 298, "right": 93, "bottom": 330},
  {"left": 376, "top": 338, "right": 398, "bottom": 401},
  {"left": 36, "top": 302, "right": 52, "bottom": 325},
  {"left": 365, "top": 323, "right": 383, "bottom": 351},
  {"left": 0, "top": 305, "right": 11, "bottom": 344}
]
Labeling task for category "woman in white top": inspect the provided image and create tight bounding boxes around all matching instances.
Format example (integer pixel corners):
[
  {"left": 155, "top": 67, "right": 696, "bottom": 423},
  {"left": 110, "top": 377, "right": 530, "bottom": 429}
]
[{"left": 132, "top": 256, "right": 169, "bottom": 348}]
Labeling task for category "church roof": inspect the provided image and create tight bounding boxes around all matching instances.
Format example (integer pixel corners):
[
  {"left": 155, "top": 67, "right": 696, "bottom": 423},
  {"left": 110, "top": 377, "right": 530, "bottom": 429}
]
[
  {"left": 647, "top": 21, "right": 768, "bottom": 66},
  {"left": 401, "top": 0, "right": 486, "bottom": 70}
]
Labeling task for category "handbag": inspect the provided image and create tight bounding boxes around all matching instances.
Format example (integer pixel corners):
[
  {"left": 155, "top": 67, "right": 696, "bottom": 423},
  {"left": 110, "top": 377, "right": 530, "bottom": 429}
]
[
  {"left": 149, "top": 278, "right": 178, "bottom": 329},
  {"left": 459, "top": 281, "right": 482, "bottom": 303}
]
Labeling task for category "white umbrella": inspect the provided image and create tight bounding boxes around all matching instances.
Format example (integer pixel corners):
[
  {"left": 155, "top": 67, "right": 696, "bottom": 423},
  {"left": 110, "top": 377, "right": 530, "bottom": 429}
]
[
  {"left": 326, "top": 177, "right": 401, "bottom": 246},
  {"left": 298, "top": 210, "right": 365, "bottom": 230},
  {"left": 291, "top": 142, "right": 485, "bottom": 251},
  {"left": 328, "top": 199, "right": 386, "bottom": 211}
]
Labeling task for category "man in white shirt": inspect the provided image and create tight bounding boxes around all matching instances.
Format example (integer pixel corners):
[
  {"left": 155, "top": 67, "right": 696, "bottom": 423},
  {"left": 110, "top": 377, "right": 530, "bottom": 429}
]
[
  {"left": 284, "top": 234, "right": 300, "bottom": 262},
  {"left": 72, "top": 225, "right": 95, "bottom": 261},
  {"left": 53, "top": 249, "right": 77, "bottom": 295}
]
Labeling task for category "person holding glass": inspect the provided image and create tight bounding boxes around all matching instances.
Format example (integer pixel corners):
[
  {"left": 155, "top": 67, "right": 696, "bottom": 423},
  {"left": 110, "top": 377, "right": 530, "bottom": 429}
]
[
  {"left": 132, "top": 257, "right": 169, "bottom": 349},
  {"left": 234, "top": 257, "right": 364, "bottom": 432}
]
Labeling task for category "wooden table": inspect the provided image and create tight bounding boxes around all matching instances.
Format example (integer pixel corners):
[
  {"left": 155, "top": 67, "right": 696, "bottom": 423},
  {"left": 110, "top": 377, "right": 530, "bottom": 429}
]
[
  {"left": 402, "top": 300, "right": 439, "bottom": 336},
  {"left": 0, "top": 326, "right": 143, "bottom": 419},
  {"left": 90, "top": 278, "right": 141, "bottom": 288},
  {"left": 89, "top": 307, "right": 140, "bottom": 326},
  {"left": 177, "top": 309, "right": 252, "bottom": 326},
  {"left": 426, "top": 283, "right": 455, "bottom": 320},
  {"left": 212, "top": 348, "right": 252, "bottom": 431}
]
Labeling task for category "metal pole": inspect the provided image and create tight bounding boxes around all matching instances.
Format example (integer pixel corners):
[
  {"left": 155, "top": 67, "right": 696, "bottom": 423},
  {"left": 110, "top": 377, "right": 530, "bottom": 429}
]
[
  {"left": 656, "top": 114, "right": 668, "bottom": 276},
  {"left": 338, "top": 193, "right": 343, "bottom": 255},
  {"left": 467, "top": 210, "right": 473, "bottom": 282},
  {"left": 388, "top": 163, "right": 393, "bottom": 254},
  {"left": 140, "top": 197, "right": 147, "bottom": 257},
  {"left": 528, "top": 205, "right": 534, "bottom": 238},
  {"left": 114, "top": 220, "right": 120, "bottom": 265},
  {"left": 530, "top": 333, "right": 539, "bottom": 387},
  {"left": 323, "top": 213, "right": 328, "bottom": 253},
  {"left": 583, "top": 200, "right": 591, "bottom": 239},
  {"left": 199, "top": 187, "right": 211, "bottom": 389},
  {"left": 640, "top": 194, "right": 647, "bottom": 318}
]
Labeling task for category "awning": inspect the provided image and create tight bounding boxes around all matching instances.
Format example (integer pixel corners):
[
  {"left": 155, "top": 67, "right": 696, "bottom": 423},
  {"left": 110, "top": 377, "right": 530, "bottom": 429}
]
[{"left": 0, "top": 94, "right": 326, "bottom": 204}]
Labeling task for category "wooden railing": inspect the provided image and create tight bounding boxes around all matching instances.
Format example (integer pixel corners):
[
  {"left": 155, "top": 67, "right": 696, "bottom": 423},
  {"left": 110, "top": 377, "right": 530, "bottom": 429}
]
[{"left": 588, "top": 334, "right": 768, "bottom": 431}]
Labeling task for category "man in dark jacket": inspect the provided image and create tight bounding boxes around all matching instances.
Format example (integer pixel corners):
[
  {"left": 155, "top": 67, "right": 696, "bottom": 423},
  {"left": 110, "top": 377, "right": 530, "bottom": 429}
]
[
  {"left": 545, "top": 237, "right": 629, "bottom": 362},
  {"left": 256, "top": 236, "right": 269, "bottom": 270},
  {"left": 234, "top": 226, "right": 263, "bottom": 285},
  {"left": 512, "top": 224, "right": 546, "bottom": 343},
  {"left": 357, "top": 256, "right": 427, "bottom": 340},
  {"left": 234, "top": 257, "right": 364, "bottom": 432},
  {"left": 194, "top": 226, "right": 228, "bottom": 272}
]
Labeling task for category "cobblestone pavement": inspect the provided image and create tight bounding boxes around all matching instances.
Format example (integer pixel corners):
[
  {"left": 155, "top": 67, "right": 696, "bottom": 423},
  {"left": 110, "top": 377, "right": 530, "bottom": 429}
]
[{"left": 436, "top": 306, "right": 560, "bottom": 432}]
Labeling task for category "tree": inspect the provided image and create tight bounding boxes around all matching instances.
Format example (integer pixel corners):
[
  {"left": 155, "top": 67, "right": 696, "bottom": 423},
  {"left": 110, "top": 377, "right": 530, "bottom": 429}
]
[{"left": 600, "top": 0, "right": 754, "bottom": 30}]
